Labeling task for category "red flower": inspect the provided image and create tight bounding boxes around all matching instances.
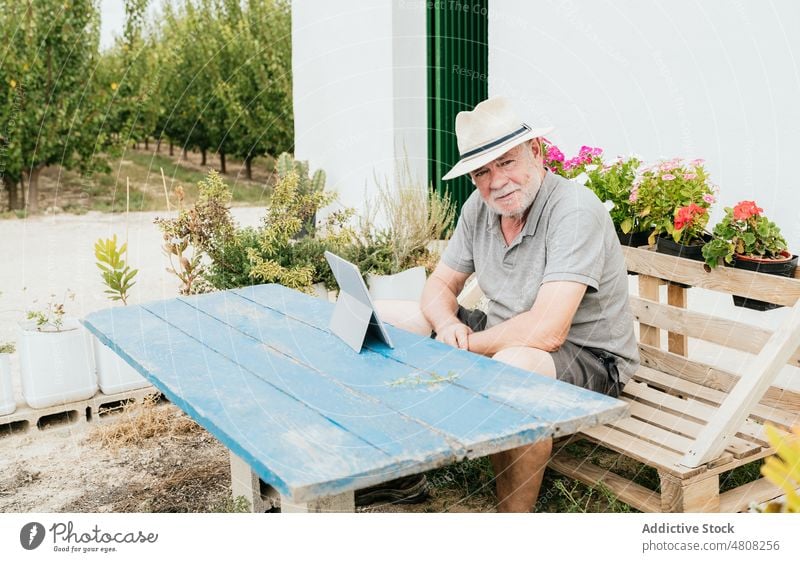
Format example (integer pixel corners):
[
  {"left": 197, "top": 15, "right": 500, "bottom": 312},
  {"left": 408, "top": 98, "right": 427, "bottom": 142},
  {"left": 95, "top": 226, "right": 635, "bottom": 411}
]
[
  {"left": 674, "top": 204, "right": 706, "bottom": 231},
  {"left": 733, "top": 200, "right": 763, "bottom": 221}
]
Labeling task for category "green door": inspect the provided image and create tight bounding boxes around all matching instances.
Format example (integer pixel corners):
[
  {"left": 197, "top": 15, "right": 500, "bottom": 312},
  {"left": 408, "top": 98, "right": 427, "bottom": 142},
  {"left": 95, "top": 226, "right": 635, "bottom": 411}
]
[{"left": 427, "top": 1, "right": 489, "bottom": 219}]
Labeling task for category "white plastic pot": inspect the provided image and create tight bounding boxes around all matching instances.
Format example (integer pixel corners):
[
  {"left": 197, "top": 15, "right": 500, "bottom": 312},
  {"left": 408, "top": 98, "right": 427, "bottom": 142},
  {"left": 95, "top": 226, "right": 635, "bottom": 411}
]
[
  {"left": 18, "top": 318, "right": 97, "bottom": 409},
  {"left": 367, "top": 266, "right": 427, "bottom": 302},
  {"left": 94, "top": 337, "right": 150, "bottom": 395},
  {"left": 0, "top": 354, "right": 15, "bottom": 416}
]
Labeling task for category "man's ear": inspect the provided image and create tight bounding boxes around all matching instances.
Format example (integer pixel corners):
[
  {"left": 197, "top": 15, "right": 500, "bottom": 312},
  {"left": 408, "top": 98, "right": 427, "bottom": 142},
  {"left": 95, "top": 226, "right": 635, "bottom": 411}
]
[{"left": 530, "top": 138, "right": 544, "bottom": 161}]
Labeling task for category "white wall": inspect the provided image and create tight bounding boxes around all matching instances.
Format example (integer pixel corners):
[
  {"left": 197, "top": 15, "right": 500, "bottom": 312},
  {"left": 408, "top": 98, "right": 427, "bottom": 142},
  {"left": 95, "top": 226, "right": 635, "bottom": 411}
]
[
  {"left": 292, "top": 1, "right": 428, "bottom": 221},
  {"left": 489, "top": 0, "right": 800, "bottom": 250}
]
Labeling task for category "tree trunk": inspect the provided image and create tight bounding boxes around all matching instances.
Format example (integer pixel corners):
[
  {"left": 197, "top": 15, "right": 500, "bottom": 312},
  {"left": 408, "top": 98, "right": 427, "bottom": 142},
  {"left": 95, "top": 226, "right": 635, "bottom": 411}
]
[
  {"left": 245, "top": 156, "right": 253, "bottom": 180},
  {"left": 27, "top": 166, "right": 42, "bottom": 214},
  {"left": 3, "top": 176, "right": 17, "bottom": 211},
  {"left": 201, "top": 147, "right": 207, "bottom": 166},
  {"left": 144, "top": 137, "right": 149, "bottom": 150},
  {"left": 219, "top": 151, "right": 226, "bottom": 174},
  {"left": 169, "top": 141, "right": 174, "bottom": 156},
  {"left": 156, "top": 138, "right": 161, "bottom": 153}
]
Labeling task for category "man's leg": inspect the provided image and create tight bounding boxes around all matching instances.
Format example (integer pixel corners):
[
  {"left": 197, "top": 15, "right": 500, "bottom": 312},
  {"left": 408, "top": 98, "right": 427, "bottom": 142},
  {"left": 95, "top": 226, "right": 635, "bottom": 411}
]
[
  {"left": 489, "top": 346, "right": 557, "bottom": 513},
  {"left": 373, "top": 299, "right": 432, "bottom": 336}
]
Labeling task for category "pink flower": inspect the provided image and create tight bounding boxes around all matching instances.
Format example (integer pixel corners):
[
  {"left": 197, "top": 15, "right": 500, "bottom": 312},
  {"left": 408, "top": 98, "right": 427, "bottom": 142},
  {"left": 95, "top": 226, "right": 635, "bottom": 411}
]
[
  {"left": 661, "top": 174, "right": 676, "bottom": 181},
  {"left": 690, "top": 158, "right": 705, "bottom": 166},
  {"left": 547, "top": 145, "right": 565, "bottom": 163},
  {"left": 683, "top": 173, "right": 697, "bottom": 180},
  {"left": 629, "top": 188, "right": 638, "bottom": 202},
  {"left": 702, "top": 193, "right": 715, "bottom": 204}
]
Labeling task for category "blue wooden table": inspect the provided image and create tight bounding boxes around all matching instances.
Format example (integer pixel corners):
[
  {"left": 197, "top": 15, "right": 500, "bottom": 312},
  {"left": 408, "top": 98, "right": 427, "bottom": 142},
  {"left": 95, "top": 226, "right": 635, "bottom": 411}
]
[{"left": 82, "top": 284, "right": 628, "bottom": 512}]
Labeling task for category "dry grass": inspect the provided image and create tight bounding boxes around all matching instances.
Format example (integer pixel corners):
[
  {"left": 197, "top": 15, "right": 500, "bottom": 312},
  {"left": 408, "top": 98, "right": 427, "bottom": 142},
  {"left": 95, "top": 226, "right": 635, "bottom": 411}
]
[{"left": 89, "top": 394, "right": 200, "bottom": 453}]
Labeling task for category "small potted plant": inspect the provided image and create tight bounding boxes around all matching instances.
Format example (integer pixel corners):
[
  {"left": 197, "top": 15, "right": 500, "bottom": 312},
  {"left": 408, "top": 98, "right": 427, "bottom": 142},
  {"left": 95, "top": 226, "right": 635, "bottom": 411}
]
[
  {"left": 702, "top": 200, "right": 796, "bottom": 310},
  {"left": 93, "top": 234, "right": 150, "bottom": 394},
  {"left": 656, "top": 203, "right": 710, "bottom": 261},
  {"left": 18, "top": 291, "right": 97, "bottom": 409},
  {"left": 0, "top": 340, "right": 16, "bottom": 416},
  {"left": 585, "top": 155, "right": 648, "bottom": 247},
  {"left": 351, "top": 163, "right": 454, "bottom": 302},
  {"left": 631, "top": 158, "right": 717, "bottom": 248}
]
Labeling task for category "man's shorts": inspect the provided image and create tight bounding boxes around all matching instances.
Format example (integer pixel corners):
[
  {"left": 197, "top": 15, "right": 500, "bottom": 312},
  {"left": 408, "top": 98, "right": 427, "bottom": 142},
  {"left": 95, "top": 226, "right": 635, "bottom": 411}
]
[{"left": 455, "top": 306, "right": 621, "bottom": 398}]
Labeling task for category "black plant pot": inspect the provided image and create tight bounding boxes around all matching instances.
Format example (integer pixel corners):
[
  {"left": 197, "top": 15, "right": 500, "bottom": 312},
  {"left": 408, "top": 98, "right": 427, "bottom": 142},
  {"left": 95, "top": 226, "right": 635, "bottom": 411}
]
[
  {"left": 655, "top": 234, "right": 709, "bottom": 262},
  {"left": 731, "top": 252, "right": 798, "bottom": 311},
  {"left": 617, "top": 230, "right": 651, "bottom": 248}
]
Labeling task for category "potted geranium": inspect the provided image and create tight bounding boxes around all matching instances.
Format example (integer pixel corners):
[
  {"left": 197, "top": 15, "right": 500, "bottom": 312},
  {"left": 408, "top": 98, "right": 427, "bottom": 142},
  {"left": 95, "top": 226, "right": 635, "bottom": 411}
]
[
  {"left": 656, "top": 203, "right": 710, "bottom": 261},
  {"left": 0, "top": 340, "right": 16, "bottom": 416},
  {"left": 631, "top": 158, "right": 717, "bottom": 248},
  {"left": 702, "top": 200, "right": 796, "bottom": 310},
  {"left": 584, "top": 155, "right": 646, "bottom": 246}
]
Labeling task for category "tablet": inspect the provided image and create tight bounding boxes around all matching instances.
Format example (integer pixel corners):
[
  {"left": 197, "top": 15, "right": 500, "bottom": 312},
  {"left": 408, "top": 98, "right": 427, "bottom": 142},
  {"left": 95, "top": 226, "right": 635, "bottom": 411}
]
[{"left": 324, "top": 251, "right": 394, "bottom": 352}]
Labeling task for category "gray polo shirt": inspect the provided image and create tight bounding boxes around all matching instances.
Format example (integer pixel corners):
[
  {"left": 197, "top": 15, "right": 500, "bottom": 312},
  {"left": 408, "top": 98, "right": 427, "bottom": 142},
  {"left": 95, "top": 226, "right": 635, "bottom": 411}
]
[{"left": 441, "top": 171, "right": 640, "bottom": 384}]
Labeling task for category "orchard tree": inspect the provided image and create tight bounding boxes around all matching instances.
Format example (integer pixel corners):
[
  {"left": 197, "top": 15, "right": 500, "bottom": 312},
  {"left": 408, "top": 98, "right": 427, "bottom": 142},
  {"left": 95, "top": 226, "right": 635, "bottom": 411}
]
[{"left": 1, "top": 0, "right": 110, "bottom": 213}]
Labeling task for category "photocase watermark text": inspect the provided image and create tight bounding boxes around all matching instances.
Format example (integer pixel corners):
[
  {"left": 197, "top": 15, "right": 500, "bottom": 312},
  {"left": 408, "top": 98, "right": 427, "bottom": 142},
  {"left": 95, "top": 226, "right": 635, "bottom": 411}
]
[{"left": 50, "top": 521, "right": 158, "bottom": 545}]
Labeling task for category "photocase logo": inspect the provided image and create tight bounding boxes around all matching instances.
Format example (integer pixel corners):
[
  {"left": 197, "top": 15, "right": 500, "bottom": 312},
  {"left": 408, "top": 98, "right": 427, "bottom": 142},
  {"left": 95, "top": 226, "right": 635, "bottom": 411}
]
[{"left": 20, "top": 522, "right": 46, "bottom": 550}]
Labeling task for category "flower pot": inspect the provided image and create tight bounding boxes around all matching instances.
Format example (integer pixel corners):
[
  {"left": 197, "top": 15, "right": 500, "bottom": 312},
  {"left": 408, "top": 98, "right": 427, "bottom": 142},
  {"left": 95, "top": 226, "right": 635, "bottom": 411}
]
[
  {"left": 367, "top": 266, "right": 427, "bottom": 302},
  {"left": 616, "top": 230, "right": 651, "bottom": 248},
  {"left": 94, "top": 336, "right": 150, "bottom": 395},
  {"left": 655, "top": 234, "right": 709, "bottom": 262},
  {"left": 0, "top": 353, "right": 16, "bottom": 416},
  {"left": 18, "top": 318, "right": 97, "bottom": 409},
  {"left": 730, "top": 251, "right": 798, "bottom": 311}
]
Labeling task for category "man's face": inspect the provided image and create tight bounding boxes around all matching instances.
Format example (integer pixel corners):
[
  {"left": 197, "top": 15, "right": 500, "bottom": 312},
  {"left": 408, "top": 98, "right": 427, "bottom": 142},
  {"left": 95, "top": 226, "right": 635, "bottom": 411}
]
[{"left": 469, "top": 141, "right": 545, "bottom": 218}]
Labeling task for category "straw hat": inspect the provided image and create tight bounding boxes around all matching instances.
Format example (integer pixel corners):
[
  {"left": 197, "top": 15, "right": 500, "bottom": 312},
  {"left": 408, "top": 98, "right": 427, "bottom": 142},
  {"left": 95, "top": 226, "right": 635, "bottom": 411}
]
[{"left": 442, "top": 97, "right": 554, "bottom": 181}]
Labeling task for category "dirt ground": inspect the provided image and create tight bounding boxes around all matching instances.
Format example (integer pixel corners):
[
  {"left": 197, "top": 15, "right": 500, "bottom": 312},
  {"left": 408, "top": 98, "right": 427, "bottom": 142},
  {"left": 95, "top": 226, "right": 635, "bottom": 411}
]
[{"left": 0, "top": 399, "right": 495, "bottom": 514}]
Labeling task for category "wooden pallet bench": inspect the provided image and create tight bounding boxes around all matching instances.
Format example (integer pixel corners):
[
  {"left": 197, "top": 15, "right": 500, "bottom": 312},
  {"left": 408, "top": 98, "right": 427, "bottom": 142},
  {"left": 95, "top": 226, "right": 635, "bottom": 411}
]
[{"left": 549, "top": 246, "right": 800, "bottom": 512}]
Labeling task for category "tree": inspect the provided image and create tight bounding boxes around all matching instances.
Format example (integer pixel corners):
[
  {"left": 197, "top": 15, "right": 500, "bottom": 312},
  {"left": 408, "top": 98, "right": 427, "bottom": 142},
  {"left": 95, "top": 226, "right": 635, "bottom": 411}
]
[
  {"left": 226, "top": 0, "right": 293, "bottom": 179},
  {"left": 0, "top": 0, "right": 110, "bottom": 213}
]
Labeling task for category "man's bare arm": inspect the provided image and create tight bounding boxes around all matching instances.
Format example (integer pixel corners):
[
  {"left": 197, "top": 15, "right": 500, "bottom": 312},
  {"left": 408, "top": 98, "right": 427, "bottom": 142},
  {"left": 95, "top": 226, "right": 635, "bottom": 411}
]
[
  {"left": 467, "top": 281, "right": 587, "bottom": 357},
  {"left": 420, "top": 263, "right": 471, "bottom": 347}
]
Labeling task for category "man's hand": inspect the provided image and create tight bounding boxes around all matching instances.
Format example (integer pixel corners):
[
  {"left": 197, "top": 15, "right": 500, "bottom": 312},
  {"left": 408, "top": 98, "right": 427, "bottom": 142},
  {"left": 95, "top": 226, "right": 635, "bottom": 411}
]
[{"left": 435, "top": 321, "right": 473, "bottom": 350}]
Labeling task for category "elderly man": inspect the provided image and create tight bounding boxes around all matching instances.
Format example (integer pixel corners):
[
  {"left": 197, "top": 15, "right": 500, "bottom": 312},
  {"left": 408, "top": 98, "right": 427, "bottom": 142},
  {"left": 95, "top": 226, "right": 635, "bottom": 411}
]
[{"left": 378, "top": 96, "right": 639, "bottom": 512}]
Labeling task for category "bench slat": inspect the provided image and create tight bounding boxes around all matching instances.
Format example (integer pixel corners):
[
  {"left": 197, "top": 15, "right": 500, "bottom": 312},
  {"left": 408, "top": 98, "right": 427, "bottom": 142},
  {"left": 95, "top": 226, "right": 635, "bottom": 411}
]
[
  {"left": 632, "top": 368, "right": 762, "bottom": 458},
  {"left": 623, "top": 247, "right": 800, "bottom": 305},
  {"left": 640, "top": 345, "right": 800, "bottom": 416},
  {"left": 580, "top": 424, "right": 702, "bottom": 477},
  {"left": 549, "top": 449, "right": 662, "bottom": 513},
  {"left": 630, "top": 297, "right": 800, "bottom": 373},
  {"left": 607, "top": 416, "right": 693, "bottom": 455},
  {"left": 718, "top": 477, "right": 784, "bottom": 513}
]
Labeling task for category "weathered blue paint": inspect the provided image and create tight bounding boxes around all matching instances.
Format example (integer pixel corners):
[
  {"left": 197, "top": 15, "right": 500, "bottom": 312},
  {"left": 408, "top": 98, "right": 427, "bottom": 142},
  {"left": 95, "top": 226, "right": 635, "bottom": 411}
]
[
  {"left": 237, "top": 284, "right": 628, "bottom": 436},
  {"left": 83, "top": 283, "right": 627, "bottom": 502}
]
